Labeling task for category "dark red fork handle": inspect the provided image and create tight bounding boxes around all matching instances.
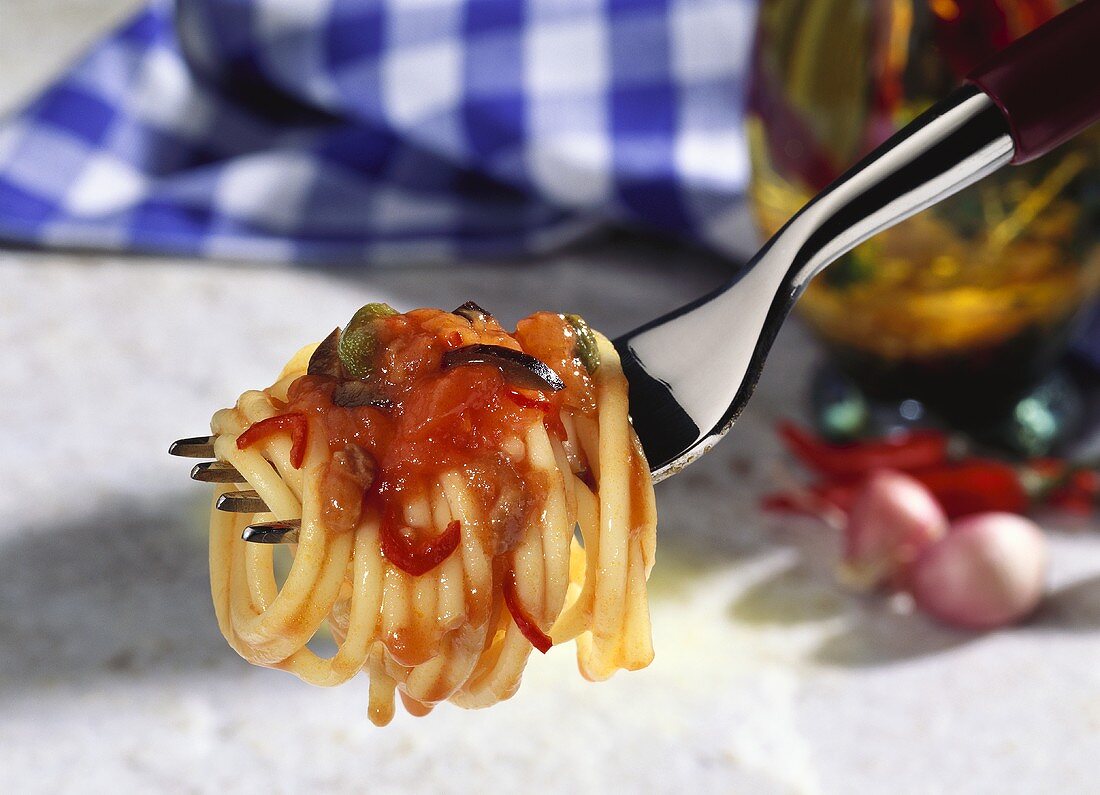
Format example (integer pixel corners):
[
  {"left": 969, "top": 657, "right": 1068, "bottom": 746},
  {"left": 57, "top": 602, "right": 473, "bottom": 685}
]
[{"left": 967, "top": 0, "right": 1100, "bottom": 164}]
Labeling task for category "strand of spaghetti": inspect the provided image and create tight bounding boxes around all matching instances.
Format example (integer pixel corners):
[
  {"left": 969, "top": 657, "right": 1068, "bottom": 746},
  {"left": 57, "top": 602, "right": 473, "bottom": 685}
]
[
  {"left": 404, "top": 495, "right": 443, "bottom": 667},
  {"left": 244, "top": 532, "right": 352, "bottom": 664},
  {"left": 452, "top": 619, "right": 534, "bottom": 709},
  {"left": 367, "top": 643, "right": 398, "bottom": 726},
  {"left": 214, "top": 393, "right": 303, "bottom": 502},
  {"left": 524, "top": 421, "right": 572, "bottom": 626},
  {"left": 546, "top": 434, "right": 586, "bottom": 636},
  {"left": 549, "top": 480, "right": 600, "bottom": 644},
  {"left": 573, "top": 415, "right": 601, "bottom": 480},
  {"left": 559, "top": 411, "right": 584, "bottom": 473},
  {"left": 405, "top": 622, "right": 487, "bottom": 706},
  {"left": 236, "top": 391, "right": 305, "bottom": 502},
  {"left": 225, "top": 515, "right": 273, "bottom": 660},
  {"left": 631, "top": 437, "right": 658, "bottom": 577},
  {"left": 279, "top": 516, "right": 385, "bottom": 686},
  {"left": 512, "top": 503, "right": 548, "bottom": 633},
  {"left": 440, "top": 471, "right": 494, "bottom": 630},
  {"left": 243, "top": 526, "right": 277, "bottom": 611},
  {"left": 548, "top": 434, "right": 579, "bottom": 519},
  {"left": 459, "top": 586, "right": 506, "bottom": 680},
  {"left": 401, "top": 487, "right": 477, "bottom": 705},
  {"left": 616, "top": 536, "right": 655, "bottom": 670},
  {"left": 380, "top": 566, "right": 412, "bottom": 663},
  {"left": 586, "top": 336, "right": 633, "bottom": 680},
  {"left": 227, "top": 426, "right": 286, "bottom": 612},
  {"left": 430, "top": 484, "right": 466, "bottom": 636},
  {"left": 328, "top": 591, "right": 351, "bottom": 644},
  {"left": 456, "top": 469, "right": 553, "bottom": 705},
  {"left": 209, "top": 488, "right": 244, "bottom": 646},
  {"left": 212, "top": 435, "right": 300, "bottom": 520},
  {"left": 229, "top": 435, "right": 352, "bottom": 661}
]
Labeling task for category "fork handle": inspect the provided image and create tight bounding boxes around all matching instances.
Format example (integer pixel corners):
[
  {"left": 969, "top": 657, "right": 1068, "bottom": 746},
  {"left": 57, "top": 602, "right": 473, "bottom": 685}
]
[{"left": 967, "top": 0, "right": 1100, "bottom": 164}]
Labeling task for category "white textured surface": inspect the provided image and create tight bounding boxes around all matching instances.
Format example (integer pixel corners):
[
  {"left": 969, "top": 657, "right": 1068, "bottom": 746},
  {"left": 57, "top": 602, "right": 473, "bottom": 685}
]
[{"left": 5, "top": 5, "right": 1100, "bottom": 794}]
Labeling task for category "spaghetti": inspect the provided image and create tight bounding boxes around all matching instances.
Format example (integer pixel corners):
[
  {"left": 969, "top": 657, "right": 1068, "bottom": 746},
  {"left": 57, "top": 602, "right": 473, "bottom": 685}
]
[{"left": 207, "top": 303, "right": 657, "bottom": 725}]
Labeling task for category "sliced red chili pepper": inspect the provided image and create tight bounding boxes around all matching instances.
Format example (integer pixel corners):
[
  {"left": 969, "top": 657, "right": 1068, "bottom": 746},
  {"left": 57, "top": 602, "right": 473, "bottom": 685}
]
[
  {"left": 503, "top": 566, "right": 552, "bottom": 654},
  {"left": 777, "top": 422, "right": 950, "bottom": 480},
  {"left": 237, "top": 413, "right": 308, "bottom": 469},
  {"left": 506, "top": 388, "right": 567, "bottom": 440},
  {"left": 380, "top": 518, "right": 461, "bottom": 576}
]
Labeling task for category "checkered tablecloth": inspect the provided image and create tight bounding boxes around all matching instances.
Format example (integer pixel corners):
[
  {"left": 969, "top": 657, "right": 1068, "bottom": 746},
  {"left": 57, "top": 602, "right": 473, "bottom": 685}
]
[{"left": 0, "top": 0, "right": 756, "bottom": 264}]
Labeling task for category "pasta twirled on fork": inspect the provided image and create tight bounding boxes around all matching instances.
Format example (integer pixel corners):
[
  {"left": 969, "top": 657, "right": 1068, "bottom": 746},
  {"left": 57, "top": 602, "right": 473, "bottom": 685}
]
[{"left": 207, "top": 304, "right": 656, "bottom": 724}]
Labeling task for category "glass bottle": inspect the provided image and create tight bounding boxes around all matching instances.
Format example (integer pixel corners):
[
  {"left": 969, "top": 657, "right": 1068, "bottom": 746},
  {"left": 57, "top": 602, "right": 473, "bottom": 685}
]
[{"left": 748, "top": 0, "right": 1100, "bottom": 449}]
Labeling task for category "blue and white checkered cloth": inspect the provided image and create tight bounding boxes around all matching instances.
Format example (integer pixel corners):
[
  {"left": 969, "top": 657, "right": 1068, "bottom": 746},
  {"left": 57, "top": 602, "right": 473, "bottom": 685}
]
[{"left": 0, "top": 0, "right": 756, "bottom": 263}]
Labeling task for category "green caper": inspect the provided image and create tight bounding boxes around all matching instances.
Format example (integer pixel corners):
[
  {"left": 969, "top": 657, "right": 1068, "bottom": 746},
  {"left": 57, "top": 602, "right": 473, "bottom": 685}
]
[
  {"left": 564, "top": 314, "right": 600, "bottom": 374},
  {"left": 338, "top": 302, "right": 398, "bottom": 379}
]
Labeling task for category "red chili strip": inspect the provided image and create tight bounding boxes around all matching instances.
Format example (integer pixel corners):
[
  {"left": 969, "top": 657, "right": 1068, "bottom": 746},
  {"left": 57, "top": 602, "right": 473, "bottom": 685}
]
[
  {"left": 909, "top": 460, "right": 1029, "bottom": 518},
  {"left": 762, "top": 457, "right": 1036, "bottom": 522},
  {"left": 777, "top": 422, "right": 950, "bottom": 480},
  {"left": 237, "top": 413, "right": 308, "bottom": 469},
  {"left": 503, "top": 566, "right": 552, "bottom": 654},
  {"left": 506, "top": 388, "right": 567, "bottom": 440},
  {"left": 380, "top": 519, "right": 462, "bottom": 576}
]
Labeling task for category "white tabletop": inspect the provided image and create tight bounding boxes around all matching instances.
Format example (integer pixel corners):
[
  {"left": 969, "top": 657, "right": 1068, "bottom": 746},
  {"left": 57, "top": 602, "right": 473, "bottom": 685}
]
[{"left": 4, "top": 4, "right": 1100, "bottom": 793}]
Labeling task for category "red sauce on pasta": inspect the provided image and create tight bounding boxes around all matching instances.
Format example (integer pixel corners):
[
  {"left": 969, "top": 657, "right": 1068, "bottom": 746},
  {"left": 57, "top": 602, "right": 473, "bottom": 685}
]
[{"left": 238, "top": 307, "right": 597, "bottom": 651}]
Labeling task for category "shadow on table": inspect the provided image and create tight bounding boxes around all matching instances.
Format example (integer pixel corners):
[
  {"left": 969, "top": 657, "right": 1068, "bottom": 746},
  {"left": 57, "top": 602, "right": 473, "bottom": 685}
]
[
  {"left": 724, "top": 560, "right": 976, "bottom": 668},
  {"left": 0, "top": 492, "right": 230, "bottom": 696},
  {"left": 810, "top": 609, "right": 973, "bottom": 668},
  {"left": 1028, "top": 574, "right": 1100, "bottom": 631},
  {"left": 816, "top": 570, "right": 1100, "bottom": 665}
]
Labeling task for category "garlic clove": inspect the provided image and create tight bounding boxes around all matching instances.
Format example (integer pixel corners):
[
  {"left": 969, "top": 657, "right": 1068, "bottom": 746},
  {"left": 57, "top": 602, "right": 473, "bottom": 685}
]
[
  {"left": 840, "top": 470, "right": 948, "bottom": 590},
  {"left": 910, "top": 512, "right": 1048, "bottom": 630}
]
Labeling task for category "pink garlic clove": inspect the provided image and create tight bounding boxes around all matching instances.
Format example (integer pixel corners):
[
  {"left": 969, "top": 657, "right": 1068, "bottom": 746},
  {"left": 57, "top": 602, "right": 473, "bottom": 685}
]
[
  {"left": 910, "top": 512, "right": 1048, "bottom": 631},
  {"left": 840, "top": 470, "right": 948, "bottom": 590}
]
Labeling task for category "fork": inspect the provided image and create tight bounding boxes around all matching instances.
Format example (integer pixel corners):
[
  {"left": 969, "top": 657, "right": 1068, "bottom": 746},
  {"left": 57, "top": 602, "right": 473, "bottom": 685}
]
[
  {"left": 616, "top": 0, "right": 1100, "bottom": 480},
  {"left": 173, "top": 0, "right": 1100, "bottom": 542}
]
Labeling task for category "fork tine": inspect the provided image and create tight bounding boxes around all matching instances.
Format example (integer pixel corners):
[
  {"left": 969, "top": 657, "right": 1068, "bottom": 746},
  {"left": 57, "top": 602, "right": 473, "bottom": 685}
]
[
  {"left": 242, "top": 519, "right": 300, "bottom": 544},
  {"left": 170, "top": 436, "right": 216, "bottom": 458},
  {"left": 216, "top": 490, "right": 269, "bottom": 513},
  {"left": 190, "top": 461, "right": 246, "bottom": 483}
]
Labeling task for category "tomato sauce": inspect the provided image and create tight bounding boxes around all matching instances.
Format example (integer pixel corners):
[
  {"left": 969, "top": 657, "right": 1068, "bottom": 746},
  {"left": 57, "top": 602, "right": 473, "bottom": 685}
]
[{"left": 241, "top": 308, "right": 598, "bottom": 590}]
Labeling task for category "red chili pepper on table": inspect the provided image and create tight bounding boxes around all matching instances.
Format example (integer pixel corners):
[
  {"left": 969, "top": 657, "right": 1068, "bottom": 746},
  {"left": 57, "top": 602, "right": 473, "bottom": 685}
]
[
  {"left": 777, "top": 422, "right": 951, "bottom": 480},
  {"left": 909, "top": 460, "right": 1030, "bottom": 517},
  {"left": 763, "top": 459, "right": 1031, "bottom": 520},
  {"left": 764, "top": 421, "right": 1100, "bottom": 523},
  {"left": 1047, "top": 470, "right": 1100, "bottom": 514},
  {"left": 237, "top": 412, "right": 309, "bottom": 468}
]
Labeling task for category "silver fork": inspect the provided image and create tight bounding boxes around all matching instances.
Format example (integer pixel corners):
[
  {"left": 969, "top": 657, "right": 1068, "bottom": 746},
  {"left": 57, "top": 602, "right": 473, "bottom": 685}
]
[
  {"left": 172, "top": 1, "right": 1100, "bottom": 540},
  {"left": 616, "top": 0, "right": 1100, "bottom": 480}
]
